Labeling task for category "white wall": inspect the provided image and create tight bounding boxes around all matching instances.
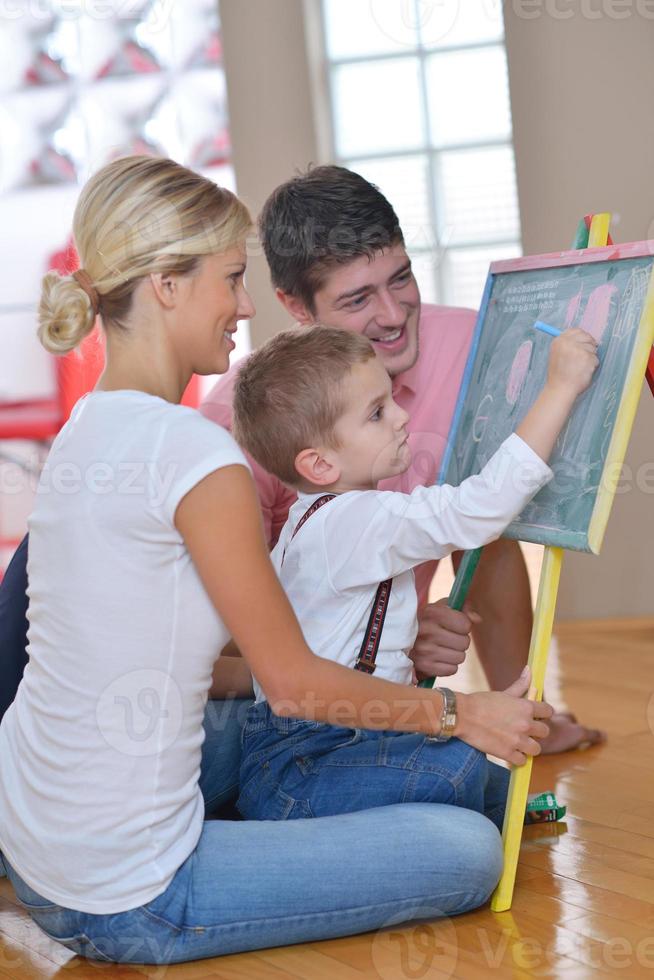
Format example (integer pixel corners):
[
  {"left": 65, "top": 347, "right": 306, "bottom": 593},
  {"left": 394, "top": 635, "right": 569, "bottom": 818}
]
[
  {"left": 0, "top": 185, "right": 80, "bottom": 401},
  {"left": 220, "top": 0, "right": 322, "bottom": 347}
]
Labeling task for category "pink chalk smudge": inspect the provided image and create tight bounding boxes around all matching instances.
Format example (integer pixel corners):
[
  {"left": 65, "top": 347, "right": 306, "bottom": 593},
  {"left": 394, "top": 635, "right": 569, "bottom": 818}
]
[
  {"left": 506, "top": 340, "right": 533, "bottom": 406},
  {"left": 578, "top": 283, "right": 618, "bottom": 343},
  {"left": 565, "top": 288, "right": 582, "bottom": 327}
]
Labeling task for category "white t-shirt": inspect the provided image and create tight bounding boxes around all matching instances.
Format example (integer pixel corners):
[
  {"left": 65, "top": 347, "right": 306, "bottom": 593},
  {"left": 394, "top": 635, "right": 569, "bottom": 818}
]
[
  {"left": 254, "top": 434, "right": 552, "bottom": 702},
  {"left": 0, "top": 391, "right": 248, "bottom": 914}
]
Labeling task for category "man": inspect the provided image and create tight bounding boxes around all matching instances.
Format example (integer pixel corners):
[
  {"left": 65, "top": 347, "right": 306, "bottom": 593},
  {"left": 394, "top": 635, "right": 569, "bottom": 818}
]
[{"left": 202, "top": 165, "right": 603, "bottom": 753}]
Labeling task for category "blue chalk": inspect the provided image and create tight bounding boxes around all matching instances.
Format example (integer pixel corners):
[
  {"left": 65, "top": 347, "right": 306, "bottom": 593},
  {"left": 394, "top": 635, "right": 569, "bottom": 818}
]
[{"left": 534, "top": 320, "right": 562, "bottom": 338}]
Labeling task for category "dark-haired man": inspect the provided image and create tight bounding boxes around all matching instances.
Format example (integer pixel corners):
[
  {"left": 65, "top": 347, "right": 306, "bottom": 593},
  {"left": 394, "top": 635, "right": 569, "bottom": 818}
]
[{"left": 203, "top": 165, "right": 603, "bottom": 754}]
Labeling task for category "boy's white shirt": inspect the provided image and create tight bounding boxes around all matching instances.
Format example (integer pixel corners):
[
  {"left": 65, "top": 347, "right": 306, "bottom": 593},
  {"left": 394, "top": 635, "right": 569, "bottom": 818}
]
[{"left": 254, "top": 433, "right": 553, "bottom": 702}]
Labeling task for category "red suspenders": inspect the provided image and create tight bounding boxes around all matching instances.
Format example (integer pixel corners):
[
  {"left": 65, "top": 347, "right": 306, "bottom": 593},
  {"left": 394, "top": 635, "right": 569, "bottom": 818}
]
[
  {"left": 284, "top": 495, "right": 392, "bottom": 676},
  {"left": 288, "top": 493, "right": 336, "bottom": 536},
  {"left": 353, "top": 578, "right": 393, "bottom": 674}
]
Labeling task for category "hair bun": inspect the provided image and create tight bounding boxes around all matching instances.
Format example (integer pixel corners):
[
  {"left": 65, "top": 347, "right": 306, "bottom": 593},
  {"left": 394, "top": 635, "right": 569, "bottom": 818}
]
[{"left": 38, "top": 271, "right": 97, "bottom": 355}]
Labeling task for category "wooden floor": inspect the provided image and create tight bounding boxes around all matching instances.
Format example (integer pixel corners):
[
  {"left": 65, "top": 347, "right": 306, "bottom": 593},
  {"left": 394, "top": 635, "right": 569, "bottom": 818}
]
[{"left": 1, "top": 616, "right": 653, "bottom": 979}]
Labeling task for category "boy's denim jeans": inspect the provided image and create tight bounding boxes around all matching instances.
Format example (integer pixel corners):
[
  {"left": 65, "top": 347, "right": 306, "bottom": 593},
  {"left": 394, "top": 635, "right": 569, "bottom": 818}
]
[
  {"left": 0, "top": 699, "right": 504, "bottom": 965},
  {"left": 238, "top": 701, "right": 510, "bottom": 831}
]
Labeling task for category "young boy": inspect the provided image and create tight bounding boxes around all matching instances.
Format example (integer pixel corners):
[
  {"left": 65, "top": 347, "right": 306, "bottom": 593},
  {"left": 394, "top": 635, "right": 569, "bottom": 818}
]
[{"left": 232, "top": 324, "right": 598, "bottom": 828}]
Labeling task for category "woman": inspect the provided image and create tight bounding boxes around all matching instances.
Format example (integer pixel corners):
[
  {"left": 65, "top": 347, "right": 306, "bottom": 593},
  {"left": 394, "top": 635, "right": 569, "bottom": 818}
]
[{"left": 0, "top": 156, "right": 550, "bottom": 964}]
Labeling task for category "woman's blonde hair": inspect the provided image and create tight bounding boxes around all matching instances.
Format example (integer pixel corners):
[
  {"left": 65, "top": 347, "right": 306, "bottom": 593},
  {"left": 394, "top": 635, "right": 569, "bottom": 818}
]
[{"left": 38, "top": 156, "right": 252, "bottom": 354}]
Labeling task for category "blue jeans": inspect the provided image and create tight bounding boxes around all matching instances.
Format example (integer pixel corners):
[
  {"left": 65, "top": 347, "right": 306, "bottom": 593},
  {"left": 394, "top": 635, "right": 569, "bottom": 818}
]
[
  {"left": 239, "top": 701, "right": 510, "bottom": 830},
  {"left": 0, "top": 698, "right": 503, "bottom": 964}
]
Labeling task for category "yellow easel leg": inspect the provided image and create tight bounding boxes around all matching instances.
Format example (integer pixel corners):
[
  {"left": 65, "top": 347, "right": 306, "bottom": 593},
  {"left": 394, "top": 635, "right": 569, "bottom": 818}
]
[
  {"left": 490, "top": 545, "right": 563, "bottom": 912},
  {"left": 588, "top": 213, "right": 611, "bottom": 247}
]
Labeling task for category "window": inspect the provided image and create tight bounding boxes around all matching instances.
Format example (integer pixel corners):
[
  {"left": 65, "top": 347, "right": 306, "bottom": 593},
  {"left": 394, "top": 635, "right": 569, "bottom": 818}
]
[
  {"left": 0, "top": 0, "right": 245, "bottom": 408},
  {"left": 320, "top": 0, "right": 522, "bottom": 309}
]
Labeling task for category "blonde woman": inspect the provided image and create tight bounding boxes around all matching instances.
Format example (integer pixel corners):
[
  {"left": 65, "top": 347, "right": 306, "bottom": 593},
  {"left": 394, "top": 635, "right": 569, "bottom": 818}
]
[{"left": 0, "top": 157, "right": 548, "bottom": 965}]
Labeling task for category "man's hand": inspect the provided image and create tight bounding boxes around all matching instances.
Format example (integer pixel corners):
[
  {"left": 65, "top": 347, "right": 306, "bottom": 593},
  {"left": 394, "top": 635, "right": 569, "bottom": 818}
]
[{"left": 410, "top": 598, "right": 482, "bottom": 680}]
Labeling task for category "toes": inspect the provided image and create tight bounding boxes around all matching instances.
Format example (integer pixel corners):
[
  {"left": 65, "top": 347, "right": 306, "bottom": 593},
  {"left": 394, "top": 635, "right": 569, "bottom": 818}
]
[
  {"left": 575, "top": 727, "right": 607, "bottom": 750},
  {"left": 540, "top": 718, "right": 607, "bottom": 755},
  {"left": 552, "top": 710, "right": 578, "bottom": 724}
]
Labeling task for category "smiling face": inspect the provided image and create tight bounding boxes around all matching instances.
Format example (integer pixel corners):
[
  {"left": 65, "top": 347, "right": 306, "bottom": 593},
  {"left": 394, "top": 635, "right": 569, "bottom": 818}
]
[
  {"left": 285, "top": 244, "right": 421, "bottom": 377},
  {"left": 325, "top": 356, "right": 412, "bottom": 492},
  {"left": 176, "top": 245, "right": 255, "bottom": 375}
]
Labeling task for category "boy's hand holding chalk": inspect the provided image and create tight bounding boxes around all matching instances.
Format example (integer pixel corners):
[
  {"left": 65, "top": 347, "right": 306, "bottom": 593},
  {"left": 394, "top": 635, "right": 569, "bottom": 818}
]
[
  {"left": 545, "top": 326, "right": 599, "bottom": 398},
  {"left": 534, "top": 320, "right": 600, "bottom": 394},
  {"left": 534, "top": 320, "right": 562, "bottom": 338}
]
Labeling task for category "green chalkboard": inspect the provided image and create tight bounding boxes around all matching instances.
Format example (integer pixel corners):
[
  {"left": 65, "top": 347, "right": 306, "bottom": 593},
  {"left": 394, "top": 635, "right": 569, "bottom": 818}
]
[{"left": 441, "top": 247, "right": 654, "bottom": 553}]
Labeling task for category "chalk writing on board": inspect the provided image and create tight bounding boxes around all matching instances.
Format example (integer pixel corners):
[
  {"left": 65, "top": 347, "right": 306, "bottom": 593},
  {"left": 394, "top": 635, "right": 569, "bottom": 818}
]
[
  {"left": 506, "top": 342, "right": 532, "bottom": 406},
  {"left": 442, "top": 254, "right": 654, "bottom": 552},
  {"left": 613, "top": 266, "right": 651, "bottom": 340},
  {"left": 472, "top": 394, "right": 493, "bottom": 443}
]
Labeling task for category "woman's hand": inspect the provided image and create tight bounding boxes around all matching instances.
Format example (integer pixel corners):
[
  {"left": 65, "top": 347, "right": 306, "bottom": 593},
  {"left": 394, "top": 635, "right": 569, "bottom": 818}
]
[{"left": 454, "top": 667, "right": 553, "bottom": 766}]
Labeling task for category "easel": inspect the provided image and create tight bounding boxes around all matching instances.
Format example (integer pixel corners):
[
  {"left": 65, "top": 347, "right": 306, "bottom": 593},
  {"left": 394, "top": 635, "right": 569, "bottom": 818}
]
[
  {"left": 490, "top": 212, "right": 654, "bottom": 910},
  {"left": 421, "top": 212, "right": 654, "bottom": 911}
]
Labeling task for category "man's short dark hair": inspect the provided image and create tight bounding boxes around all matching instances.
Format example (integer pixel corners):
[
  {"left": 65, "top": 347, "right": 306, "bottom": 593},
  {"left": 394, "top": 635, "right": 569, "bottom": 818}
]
[{"left": 259, "top": 165, "right": 404, "bottom": 314}]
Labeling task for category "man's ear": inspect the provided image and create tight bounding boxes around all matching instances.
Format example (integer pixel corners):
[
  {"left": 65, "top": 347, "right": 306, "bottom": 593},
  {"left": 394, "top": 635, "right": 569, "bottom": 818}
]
[
  {"left": 294, "top": 447, "right": 340, "bottom": 487},
  {"left": 276, "top": 289, "right": 315, "bottom": 326},
  {"left": 149, "top": 272, "right": 178, "bottom": 309}
]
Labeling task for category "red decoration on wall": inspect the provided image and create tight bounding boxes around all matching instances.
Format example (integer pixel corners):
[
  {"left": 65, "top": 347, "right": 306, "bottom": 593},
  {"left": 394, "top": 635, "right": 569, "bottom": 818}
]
[
  {"left": 47, "top": 237, "right": 78, "bottom": 276},
  {"left": 97, "top": 22, "right": 162, "bottom": 79}
]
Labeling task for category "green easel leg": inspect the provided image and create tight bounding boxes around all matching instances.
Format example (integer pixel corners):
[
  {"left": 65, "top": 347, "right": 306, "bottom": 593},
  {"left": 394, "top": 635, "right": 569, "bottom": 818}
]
[{"left": 417, "top": 547, "right": 482, "bottom": 690}]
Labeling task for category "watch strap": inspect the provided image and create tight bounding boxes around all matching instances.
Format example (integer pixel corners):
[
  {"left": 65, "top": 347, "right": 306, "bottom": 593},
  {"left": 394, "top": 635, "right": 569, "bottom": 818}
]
[{"left": 431, "top": 686, "right": 457, "bottom": 742}]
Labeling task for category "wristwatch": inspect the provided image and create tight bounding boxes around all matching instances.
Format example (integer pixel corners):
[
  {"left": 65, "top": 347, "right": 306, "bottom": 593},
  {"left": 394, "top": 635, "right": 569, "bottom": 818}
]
[{"left": 431, "top": 687, "right": 457, "bottom": 742}]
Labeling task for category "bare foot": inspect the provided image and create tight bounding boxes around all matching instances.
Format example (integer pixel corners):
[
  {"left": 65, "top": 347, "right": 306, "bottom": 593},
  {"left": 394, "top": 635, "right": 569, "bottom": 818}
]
[{"left": 540, "top": 711, "right": 606, "bottom": 755}]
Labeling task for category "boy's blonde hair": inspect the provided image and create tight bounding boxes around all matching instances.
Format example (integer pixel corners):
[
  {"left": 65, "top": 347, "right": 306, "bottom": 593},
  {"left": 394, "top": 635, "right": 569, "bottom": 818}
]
[
  {"left": 38, "top": 155, "right": 251, "bottom": 354},
  {"left": 233, "top": 326, "right": 376, "bottom": 486}
]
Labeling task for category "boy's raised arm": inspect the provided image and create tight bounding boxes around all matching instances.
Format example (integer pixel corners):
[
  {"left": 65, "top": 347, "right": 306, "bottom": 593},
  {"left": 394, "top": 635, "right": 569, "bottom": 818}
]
[
  {"left": 327, "top": 328, "right": 598, "bottom": 589},
  {"left": 516, "top": 327, "right": 598, "bottom": 461}
]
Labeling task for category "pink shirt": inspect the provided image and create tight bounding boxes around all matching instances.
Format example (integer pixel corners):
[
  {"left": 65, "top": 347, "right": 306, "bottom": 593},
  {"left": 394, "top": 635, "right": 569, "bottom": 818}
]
[{"left": 200, "top": 304, "right": 477, "bottom": 605}]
